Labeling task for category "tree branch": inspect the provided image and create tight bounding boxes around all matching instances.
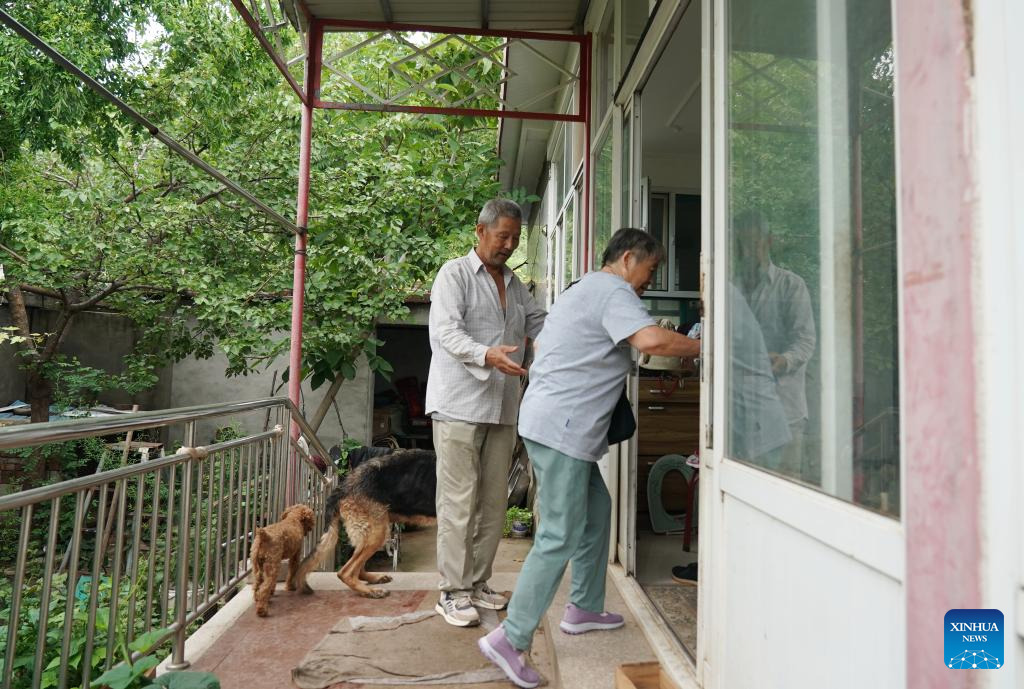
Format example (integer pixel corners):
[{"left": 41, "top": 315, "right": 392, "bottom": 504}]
[
  {"left": 5, "top": 283, "right": 39, "bottom": 360},
  {"left": 70, "top": 281, "right": 123, "bottom": 312},
  {"left": 0, "top": 243, "right": 29, "bottom": 266}
]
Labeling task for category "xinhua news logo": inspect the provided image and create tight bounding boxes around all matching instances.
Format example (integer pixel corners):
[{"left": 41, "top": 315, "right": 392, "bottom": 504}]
[{"left": 945, "top": 609, "right": 1003, "bottom": 669}]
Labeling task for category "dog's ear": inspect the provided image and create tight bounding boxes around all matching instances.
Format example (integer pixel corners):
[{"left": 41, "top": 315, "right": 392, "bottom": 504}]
[{"left": 300, "top": 506, "right": 315, "bottom": 532}]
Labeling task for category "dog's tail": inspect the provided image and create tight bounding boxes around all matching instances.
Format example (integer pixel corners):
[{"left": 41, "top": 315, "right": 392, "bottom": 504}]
[
  {"left": 250, "top": 527, "right": 270, "bottom": 586},
  {"left": 294, "top": 499, "right": 341, "bottom": 590}
]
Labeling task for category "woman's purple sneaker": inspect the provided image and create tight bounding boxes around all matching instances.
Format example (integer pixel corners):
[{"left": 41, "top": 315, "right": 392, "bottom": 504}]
[
  {"left": 478, "top": 625, "right": 542, "bottom": 689},
  {"left": 558, "top": 603, "right": 625, "bottom": 634}
]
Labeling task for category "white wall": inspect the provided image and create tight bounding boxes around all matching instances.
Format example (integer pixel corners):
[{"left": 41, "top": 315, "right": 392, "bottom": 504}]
[{"left": 645, "top": 154, "right": 701, "bottom": 191}]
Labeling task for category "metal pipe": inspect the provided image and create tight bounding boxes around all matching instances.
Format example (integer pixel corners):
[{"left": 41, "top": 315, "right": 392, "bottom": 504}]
[
  {"left": 58, "top": 491, "right": 86, "bottom": 689},
  {"left": 167, "top": 423, "right": 195, "bottom": 671},
  {"left": 287, "top": 23, "right": 322, "bottom": 506},
  {"left": 241, "top": 443, "right": 254, "bottom": 573},
  {"left": 314, "top": 100, "right": 585, "bottom": 121},
  {"left": 161, "top": 464, "right": 176, "bottom": 630},
  {"left": 105, "top": 483, "right": 128, "bottom": 672},
  {"left": 144, "top": 469, "right": 161, "bottom": 633},
  {"left": 125, "top": 474, "right": 145, "bottom": 638},
  {"left": 203, "top": 455, "right": 215, "bottom": 601},
  {"left": 0, "top": 397, "right": 289, "bottom": 450},
  {"left": 189, "top": 455, "right": 204, "bottom": 633},
  {"left": 319, "top": 17, "right": 586, "bottom": 43},
  {"left": 218, "top": 448, "right": 230, "bottom": 589},
  {"left": 3, "top": 505, "right": 33, "bottom": 689},
  {"left": 31, "top": 499, "right": 60, "bottom": 689},
  {"left": 0, "top": 429, "right": 283, "bottom": 512},
  {"left": 228, "top": 0, "right": 307, "bottom": 103},
  {"left": 81, "top": 484, "right": 107, "bottom": 686}
]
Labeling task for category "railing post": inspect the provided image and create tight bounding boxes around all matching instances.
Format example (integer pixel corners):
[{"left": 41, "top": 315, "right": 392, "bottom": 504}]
[{"left": 166, "top": 421, "right": 195, "bottom": 671}]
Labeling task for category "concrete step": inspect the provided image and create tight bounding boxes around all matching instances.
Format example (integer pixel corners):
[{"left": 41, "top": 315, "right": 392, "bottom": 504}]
[{"left": 540, "top": 573, "right": 660, "bottom": 689}]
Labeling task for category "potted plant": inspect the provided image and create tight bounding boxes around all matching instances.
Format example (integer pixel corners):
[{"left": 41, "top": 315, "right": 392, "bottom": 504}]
[{"left": 504, "top": 507, "right": 533, "bottom": 538}]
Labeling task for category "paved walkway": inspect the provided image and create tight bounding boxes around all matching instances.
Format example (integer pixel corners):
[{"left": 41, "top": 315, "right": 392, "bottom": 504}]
[{"left": 164, "top": 527, "right": 664, "bottom": 689}]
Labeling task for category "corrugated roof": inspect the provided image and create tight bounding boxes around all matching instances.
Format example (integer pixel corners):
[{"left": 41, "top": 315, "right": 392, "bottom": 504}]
[{"left": 305, "top": 0, "right": 587, "bottom": 32}]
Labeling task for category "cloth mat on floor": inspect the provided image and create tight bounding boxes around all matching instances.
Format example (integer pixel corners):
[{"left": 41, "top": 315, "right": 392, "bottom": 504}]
[{"left": 292, "top": 609, "right": 506, "bottom": 688}]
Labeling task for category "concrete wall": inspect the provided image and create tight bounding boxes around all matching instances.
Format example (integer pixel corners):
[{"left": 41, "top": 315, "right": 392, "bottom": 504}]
[
  {"left": 170, "top": 348, "right": 371, "bottom": 447},
  {"left": 0, "top": 306, "right": 27, "bottom": 404},
  {"left": 0, "top": 302, "right": 172, "bottom": 410},
  {"left": 0, "top": 300, "right": 372, "bottom": 450}
]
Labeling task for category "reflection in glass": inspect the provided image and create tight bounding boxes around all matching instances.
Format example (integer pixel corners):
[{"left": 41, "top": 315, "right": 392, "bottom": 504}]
[
  {"left": 563, "top": 197, "right": 575, "bottom": 290},
  {"left": 592, "top": 130, "right": 614, "bottom": 270},
  {"left": 725, "top": 0, "right": 899, "bottom": 516}
]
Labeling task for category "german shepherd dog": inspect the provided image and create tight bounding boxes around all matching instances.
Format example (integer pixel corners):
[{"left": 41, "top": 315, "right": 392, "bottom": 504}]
[{"left": 296, "top": 447, "right": 437, "bottom": 598}]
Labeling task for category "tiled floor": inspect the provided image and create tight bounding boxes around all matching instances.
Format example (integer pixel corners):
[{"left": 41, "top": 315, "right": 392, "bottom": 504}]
[{"left": 635, "top": 530, "right": 698, "bottom": 655}]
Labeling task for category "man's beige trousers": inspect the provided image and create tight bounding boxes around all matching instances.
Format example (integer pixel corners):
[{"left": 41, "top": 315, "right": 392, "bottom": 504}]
[{"left": 433, "top": 419, "right": 515, "bottom": 593}]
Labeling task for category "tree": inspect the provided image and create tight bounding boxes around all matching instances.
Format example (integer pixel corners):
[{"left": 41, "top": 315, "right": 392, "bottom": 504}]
[{"left": 1, "top": 3, "right": 503, "bottom": 423}]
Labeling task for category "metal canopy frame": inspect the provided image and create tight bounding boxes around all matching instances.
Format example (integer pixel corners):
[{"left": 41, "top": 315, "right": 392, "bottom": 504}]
[{"left": 236, "top": 7, "right": 594, "bottom": 476}]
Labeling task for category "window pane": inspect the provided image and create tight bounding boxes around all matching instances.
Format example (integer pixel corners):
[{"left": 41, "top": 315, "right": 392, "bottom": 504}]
[
  {"left": 649, "top": 193, "right": 669, "bottom": 291},
  {"left": 725, "top": 0, "right": 899, "bottom": 516},
  {"left": 621, "top": 1, "right": 653, "bottom": 81},
  {"left": 674, "top": 195, "right": 700, "bottom": 292},
  {"left": 621, "top": 115, "right": 632, "bottom": 228},
  {"left": 595, "top": 8, "right": 615, "bottom": 123},
  {"left": 592, "top": 129, "right": 614, "bottom": 270},
  {"left": 563, "top": 197, "right": 575, "bottom": 290}
]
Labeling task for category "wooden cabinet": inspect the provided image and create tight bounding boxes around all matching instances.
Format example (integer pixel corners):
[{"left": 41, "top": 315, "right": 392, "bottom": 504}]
[{"left": 635, "top": 376, "right": 700, "bottom": 528}]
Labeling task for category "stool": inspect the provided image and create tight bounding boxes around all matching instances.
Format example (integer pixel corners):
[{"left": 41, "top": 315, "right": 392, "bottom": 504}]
[{"left": 646, "top": 454, "right": 699, "bottom": 551}]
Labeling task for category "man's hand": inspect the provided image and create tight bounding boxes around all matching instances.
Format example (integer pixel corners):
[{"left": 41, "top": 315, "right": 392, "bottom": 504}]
[
  {"left": 769, "top": 353, "right": 788, "bottom": 375},
  {"left": 485, "top": 345, "right": 527, "bottom": 376}
]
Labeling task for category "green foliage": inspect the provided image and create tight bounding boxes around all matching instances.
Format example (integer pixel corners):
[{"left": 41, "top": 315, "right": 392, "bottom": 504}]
[
  {"left": 1, "top": 2, "right": 503, "bottom": 411},
  {"left": 0, "top": 568, "right": 172, "bottom": 689},
  {"left": 90, "top": 629, "right": 218, "bottom": 689},
  {"left": 211, "top": 423, "right": 243, "bottom": 444},
  {"left": 503, "top": 507, "right": 532, "bottom": 537}
]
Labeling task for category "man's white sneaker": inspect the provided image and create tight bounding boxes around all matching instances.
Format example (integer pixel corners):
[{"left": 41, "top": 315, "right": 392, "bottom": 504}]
[
  {"left": 435, "top": 592, "right": 481, "bottom": 626},
  {"left": 471, "top": 582, "right": 508, "bottom": 610}
]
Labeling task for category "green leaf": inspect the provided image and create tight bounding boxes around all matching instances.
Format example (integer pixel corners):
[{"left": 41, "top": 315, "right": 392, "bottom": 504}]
[
  {"left": 129, "top": 628, "right": 170, "bottom": 654},
  {"left": 152, "top": 671, "right": 221, "bottom": 689},
  {"left": 151, "top": 671, "right": 220, "bottom": 687},
  {"left": 90, "top": 663, "right": 136, "bottom": 689}
]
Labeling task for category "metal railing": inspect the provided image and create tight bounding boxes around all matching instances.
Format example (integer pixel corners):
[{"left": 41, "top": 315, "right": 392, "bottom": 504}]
[{"left": 0, "top": 398, "right": 336, "bottom": 689}]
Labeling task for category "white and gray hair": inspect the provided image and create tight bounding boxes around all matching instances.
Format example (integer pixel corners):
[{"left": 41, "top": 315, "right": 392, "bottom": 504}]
[{"left": 477, "top": 198, "right": 523, "bottom": 228}]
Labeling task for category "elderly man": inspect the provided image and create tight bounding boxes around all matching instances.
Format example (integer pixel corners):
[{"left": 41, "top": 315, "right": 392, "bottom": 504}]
[{"left": 425, "top": 198, "right": 546, "bottom": 627}]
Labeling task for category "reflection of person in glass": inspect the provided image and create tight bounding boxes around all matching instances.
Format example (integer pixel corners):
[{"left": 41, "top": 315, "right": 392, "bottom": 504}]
[
  {"left": 733, "top": 210, "right": 816, "bottom": 477},
  {"left": 728, "top": 282, "right": 791, "bottom": 465}
]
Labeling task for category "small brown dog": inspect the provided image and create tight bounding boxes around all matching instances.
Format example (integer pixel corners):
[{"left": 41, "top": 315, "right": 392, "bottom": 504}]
[{"left": 251, "top": 504, "right": 315, "bottom": 617}]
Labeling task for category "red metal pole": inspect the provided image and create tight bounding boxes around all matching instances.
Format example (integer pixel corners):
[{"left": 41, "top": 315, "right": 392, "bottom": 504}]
[{"left": 286, "top": 21, "right": 323, "bottom": 501}]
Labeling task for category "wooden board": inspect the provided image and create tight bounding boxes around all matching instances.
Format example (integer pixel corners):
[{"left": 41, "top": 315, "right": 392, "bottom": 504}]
[{"left": 615, "top": 662, "right": 682, "bottom": 689}]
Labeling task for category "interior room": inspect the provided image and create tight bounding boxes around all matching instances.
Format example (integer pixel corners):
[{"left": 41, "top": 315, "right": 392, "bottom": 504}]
[
  {"left": 630, "top": 3, "right": 703, "bottom": 656},
  {"left": 372, "top": 324, "right": 434, "bottom": 450}
]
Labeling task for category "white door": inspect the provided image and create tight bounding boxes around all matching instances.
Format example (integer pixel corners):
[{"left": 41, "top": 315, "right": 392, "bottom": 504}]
[
  {"left": 699, "top": 0, "right": 906, "bottom": 686},
  {"left": 616, "top": 95, "right": 644, "bottom": 574}
]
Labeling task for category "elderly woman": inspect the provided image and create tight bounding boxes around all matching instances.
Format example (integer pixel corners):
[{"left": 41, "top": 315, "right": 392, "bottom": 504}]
[{"left": 478, "top": 228, "right": 701, "bottom": 688}]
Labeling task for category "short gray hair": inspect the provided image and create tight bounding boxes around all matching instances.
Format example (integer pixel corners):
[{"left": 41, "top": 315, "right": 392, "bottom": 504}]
[
  {"left": 478, "top": 198, "right": 523, "bottom": 228},
  {"left": 601, "top": 228, "right": 664, "bottom": 266}
]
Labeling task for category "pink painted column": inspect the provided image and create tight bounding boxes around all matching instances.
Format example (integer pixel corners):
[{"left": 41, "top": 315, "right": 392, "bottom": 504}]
[
  {"left": 286, "top": 22, "right": 323, "bottom": 502},
  {"left": 898, "top": 1, "right": 980, "bottom": 687}
]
